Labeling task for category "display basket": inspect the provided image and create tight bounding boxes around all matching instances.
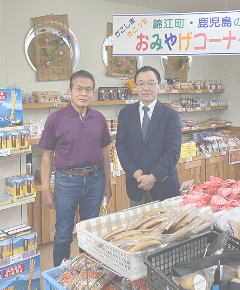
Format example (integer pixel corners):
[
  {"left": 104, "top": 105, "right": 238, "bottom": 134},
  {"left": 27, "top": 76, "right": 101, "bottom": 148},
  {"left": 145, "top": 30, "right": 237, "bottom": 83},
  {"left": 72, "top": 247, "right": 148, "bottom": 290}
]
[
  {"left": 76, "top": 197, "right": 182, "bottom": 281},
  {"left": 143, "top": 230, "right": 240, "bottom": 290},
  {"left": 42, "top": 266, "right": 66, "bottom": 290}
]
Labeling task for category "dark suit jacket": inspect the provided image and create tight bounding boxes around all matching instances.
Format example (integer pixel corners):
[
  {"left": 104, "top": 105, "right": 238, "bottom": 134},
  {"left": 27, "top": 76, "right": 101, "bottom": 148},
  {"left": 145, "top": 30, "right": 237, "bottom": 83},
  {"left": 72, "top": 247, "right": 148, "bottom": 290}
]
[{"left": 116, "top": 100, "right": 182, "bottom": 201}]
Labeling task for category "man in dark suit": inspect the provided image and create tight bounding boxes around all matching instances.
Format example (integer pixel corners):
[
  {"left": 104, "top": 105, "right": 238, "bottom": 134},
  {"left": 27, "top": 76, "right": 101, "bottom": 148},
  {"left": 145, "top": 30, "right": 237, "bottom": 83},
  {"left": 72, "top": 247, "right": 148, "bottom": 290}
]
[{"left": 116, "top": 66, "right": 182, "bottom": 207}]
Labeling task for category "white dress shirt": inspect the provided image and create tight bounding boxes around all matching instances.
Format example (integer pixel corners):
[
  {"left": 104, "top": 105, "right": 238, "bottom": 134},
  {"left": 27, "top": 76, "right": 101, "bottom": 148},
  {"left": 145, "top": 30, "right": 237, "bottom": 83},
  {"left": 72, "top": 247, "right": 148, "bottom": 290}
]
[{"left": 139, "top": 99, "right": 157, "bottom": 128}]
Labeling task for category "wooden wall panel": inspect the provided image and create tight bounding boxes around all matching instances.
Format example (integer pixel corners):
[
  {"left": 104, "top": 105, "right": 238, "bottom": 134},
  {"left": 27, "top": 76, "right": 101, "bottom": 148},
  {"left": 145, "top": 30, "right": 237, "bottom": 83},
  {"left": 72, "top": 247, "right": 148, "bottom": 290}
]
[
  {"left": 178, "top": 159, "right": 205, "bottom": 187},
  {"left": 115, "top": 176, "right": 123, "bottom": 212},
  {"left": 205, "top": 155, "right": 228, "bottom": 181},
  {"left": 121, "top": 174, "right": 130, "bottom": 210},
  {"left": 228, "top": 163, "right": 240, "bottom": 181}
]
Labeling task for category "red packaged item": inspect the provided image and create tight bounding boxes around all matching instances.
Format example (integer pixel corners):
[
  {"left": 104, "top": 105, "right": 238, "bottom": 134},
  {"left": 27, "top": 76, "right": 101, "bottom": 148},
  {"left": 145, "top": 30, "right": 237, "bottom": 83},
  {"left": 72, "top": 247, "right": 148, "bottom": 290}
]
[
  {"left": 211, "top": 196, "right": 227, "bottom": 206},
  {"left": 222, "top": 188, "right": 232, "bottom": 197},
  {"left": 229, "top": 187, "right": 240, "bottom": 200}
]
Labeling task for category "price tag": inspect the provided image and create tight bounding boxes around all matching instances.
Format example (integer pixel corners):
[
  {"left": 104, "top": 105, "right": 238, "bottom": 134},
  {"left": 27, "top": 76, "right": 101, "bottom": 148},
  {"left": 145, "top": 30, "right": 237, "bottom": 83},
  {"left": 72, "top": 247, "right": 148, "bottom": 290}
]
[
  {"left": 222, "top": 151, "right": 227, "bottom": 156},
  {"left": 111, "top": 131, "right": 117, "bottom": 135},
  {"left": 205, "top": 154, "right": 211, "bottom": 159},
  {"left": 196, "top": 90, "right": 201, "bottom": 93},
  {"left": 179, "top": 108, "right": 185, "bottom": 112},
  {"left": 211, "top": 124, "right": 216, "bottom": 127},
  {"left": 183, "top": 127, "right": 190, "bottom": 131},
  {"left": 209, "top": 89, "right": 213, "bottom": 93},
  {"left": 188, "top": 108, "right": 193, "bottom": 112},
  {"left": 113, "top": 170, "right": 121, "bottom": 177},
  {"left": 0, "top": 148, "right": 10, "bottom": 157},
  {"left": 196, "top": 107, "right": 201, "bottom": 111},
  {"left": 125, "top": 100, "right": 133, "bottom": 104},
  {"left": 226, "top": 122, "right": 231, "bottom": 126},
  {"left": 159, "top": 89, "right": 165, "bottom": 93},
  {"left": 10, "top": 253, "right": 23, "bottom": 264},
  {"left": 191, "top": 127, "right": 197, "bottom": 130},
  {"left": 187, "top": 157, "right": 192, "bottom": 162},
  {"left": 206, "top": 107, "right": 210, "bottom": 111},
  {"left": 172, "top": 90, "right": 178, "bottom": 93},
  {"left": 52, "top": 102, "right": 63, "bottom": 107}
]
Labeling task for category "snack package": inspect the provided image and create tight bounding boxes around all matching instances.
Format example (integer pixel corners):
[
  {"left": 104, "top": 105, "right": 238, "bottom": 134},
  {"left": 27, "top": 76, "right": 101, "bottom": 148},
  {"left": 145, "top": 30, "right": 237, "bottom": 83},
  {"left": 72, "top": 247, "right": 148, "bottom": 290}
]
[
  {"left": 219, "top": 249, "right": 240, "bottom": 290},
  {"left": 172, "top": 256, "right": 219, "bottom": 290}
]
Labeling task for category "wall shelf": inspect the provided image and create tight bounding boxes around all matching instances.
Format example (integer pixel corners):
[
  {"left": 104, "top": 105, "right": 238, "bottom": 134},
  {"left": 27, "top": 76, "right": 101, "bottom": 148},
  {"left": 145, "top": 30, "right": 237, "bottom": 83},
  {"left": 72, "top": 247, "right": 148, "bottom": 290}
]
[
  {"left": 175, "top": 105, "right": 228, "bottom": 112},
  {"left": 182, "top": 122, "right": 232, "bottom": 132},
  {"left": 0, "top": 197, "right": 35, "bottom": 211},
  {"left": 178, "top": 151, "right": 228, "bottom": 164},
  {"left": 129, "top": 89, "right": 225, "bottom": 95},
  {"left": 22, "top": 100, "right": 127, "bottom": 109}
]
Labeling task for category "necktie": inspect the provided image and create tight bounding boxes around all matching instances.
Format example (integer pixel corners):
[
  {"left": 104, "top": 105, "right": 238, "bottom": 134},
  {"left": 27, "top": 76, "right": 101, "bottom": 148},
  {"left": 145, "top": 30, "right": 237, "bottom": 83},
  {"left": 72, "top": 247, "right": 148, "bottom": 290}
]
[{"left": 142, "top": 106, "right": 150, "bottom": 141}]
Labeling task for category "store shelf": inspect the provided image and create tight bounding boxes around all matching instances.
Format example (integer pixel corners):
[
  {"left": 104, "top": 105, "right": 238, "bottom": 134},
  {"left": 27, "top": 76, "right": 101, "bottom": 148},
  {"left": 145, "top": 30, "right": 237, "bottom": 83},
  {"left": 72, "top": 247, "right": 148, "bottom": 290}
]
[
  {"left": 129, "top": 89, "right": 225, "bottom": 95},
  {"left": 0, "top": 197, "right": 35, "bottom": 211},
  {"left": 23, "top": 102, "right": 68, "bottom": 109},
  {"left": 23, "top": 100, "right": 127, "bottom": 109},
  {"left": 182, "top": 122, "right": 232, "bottom": 132},
  {"left": 175, "top": 105, "right": 228, "bottom": 112},
  {"left": 178, "top": 151, "right": 228, "bottom": 164}
]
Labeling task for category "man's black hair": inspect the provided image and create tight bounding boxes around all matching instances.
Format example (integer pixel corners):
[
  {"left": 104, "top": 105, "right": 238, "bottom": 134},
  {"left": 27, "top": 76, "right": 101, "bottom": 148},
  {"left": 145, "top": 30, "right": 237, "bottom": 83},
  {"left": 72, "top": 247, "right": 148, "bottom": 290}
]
[
  {"left": 134, "top": 66, "right": 161, "bottom": 83},
  {"left": 69, "top": 70, "right": 95, "bottom": 90}
]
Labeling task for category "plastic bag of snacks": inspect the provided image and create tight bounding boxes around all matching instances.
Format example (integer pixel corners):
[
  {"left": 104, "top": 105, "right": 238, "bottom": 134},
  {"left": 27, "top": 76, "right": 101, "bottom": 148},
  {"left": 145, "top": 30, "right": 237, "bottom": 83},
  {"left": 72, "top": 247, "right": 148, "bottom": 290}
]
[
  {"left": 219, "top": 249, "right": 240, "bottom": 290},
  {"left": 172, "top": 256, "right": 219, "bottom": 290}
]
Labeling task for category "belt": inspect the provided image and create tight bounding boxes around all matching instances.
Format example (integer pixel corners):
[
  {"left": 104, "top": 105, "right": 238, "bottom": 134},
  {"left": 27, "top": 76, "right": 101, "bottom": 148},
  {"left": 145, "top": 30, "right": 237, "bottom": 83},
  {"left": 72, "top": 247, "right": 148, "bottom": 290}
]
[{"left": 56, "top": 164, "right": 104, "bottom": 178}]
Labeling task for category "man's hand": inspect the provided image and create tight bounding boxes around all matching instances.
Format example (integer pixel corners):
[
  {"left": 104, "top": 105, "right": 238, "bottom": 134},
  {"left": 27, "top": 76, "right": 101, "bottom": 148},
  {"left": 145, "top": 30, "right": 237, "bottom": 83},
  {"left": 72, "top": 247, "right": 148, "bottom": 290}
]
[
  {"left": 103, "top": 183, "right": 112, "bottom": 203},
  {"left": 133, "top": 169, "right": 143, "bottom": 181},
  {"left": 137, "top": 174, "right": 156, "bottom": 191},
  {"left": 42, "top": 189, "right": 55, "bottom": 209}
]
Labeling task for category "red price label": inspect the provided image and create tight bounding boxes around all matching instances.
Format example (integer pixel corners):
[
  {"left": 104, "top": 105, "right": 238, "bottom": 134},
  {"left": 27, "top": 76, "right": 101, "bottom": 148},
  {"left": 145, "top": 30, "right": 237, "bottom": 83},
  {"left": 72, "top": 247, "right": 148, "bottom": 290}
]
[
  {"left": 0, "top": 91, "right": 7, "bottom": 100},
  {"left": 2, "top": 263, "right": 25, "bottom": 279}
]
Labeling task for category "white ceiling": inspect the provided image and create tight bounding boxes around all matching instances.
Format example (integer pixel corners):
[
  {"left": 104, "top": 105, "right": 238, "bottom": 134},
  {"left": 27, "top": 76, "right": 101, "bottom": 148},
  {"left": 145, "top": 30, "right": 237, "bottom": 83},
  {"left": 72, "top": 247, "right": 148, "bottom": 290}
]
[{"left": 105, "top": 0, "right": 240, "bottom": 13}]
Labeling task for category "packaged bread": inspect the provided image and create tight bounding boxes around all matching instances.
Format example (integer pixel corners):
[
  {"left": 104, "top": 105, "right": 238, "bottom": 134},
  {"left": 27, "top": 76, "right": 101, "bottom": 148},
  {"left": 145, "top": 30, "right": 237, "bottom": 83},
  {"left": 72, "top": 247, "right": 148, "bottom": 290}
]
[
  {"left": 219, "top": 249, "right": 240, "bottom": 290},
  {"left": 172, "top": 255, "right": 219, "bottom": 290}
]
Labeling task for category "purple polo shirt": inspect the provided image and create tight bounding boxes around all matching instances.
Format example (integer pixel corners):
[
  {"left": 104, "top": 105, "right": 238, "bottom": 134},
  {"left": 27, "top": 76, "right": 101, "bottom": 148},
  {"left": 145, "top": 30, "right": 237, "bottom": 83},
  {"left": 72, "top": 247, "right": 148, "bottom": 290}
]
[{"left": 38, "top": 103, "right": 111, "bottom": 169}]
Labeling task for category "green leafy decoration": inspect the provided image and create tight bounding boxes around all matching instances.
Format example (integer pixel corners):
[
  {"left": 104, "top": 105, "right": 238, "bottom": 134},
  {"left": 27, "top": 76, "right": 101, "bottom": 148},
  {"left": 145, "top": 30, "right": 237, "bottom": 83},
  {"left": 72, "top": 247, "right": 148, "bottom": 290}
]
[{"left": 41, "top": 48, "right": 48, "bottom": 57}]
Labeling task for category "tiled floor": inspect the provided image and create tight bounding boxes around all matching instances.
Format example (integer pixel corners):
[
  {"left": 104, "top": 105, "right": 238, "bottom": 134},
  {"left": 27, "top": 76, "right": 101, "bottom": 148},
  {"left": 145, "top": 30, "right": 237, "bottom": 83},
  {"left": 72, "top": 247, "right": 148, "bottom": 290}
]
[{"left": 38, "top": 235, "right": 79, "bottom": 290}]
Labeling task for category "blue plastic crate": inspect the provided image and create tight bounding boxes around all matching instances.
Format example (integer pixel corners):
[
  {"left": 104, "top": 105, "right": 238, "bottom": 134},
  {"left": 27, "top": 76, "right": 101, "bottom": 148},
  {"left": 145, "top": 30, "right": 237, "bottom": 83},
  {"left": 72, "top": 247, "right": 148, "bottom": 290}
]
[{"left": 42, "top": 266, "right": 67, "bottom": 290}]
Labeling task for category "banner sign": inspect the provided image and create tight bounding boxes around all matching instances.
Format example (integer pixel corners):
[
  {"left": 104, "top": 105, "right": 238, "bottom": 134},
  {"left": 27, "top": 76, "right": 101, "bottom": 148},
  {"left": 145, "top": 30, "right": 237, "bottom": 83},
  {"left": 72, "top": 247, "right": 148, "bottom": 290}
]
[{"left": 113, "top": 11, "right": 240, "bottom": 56}]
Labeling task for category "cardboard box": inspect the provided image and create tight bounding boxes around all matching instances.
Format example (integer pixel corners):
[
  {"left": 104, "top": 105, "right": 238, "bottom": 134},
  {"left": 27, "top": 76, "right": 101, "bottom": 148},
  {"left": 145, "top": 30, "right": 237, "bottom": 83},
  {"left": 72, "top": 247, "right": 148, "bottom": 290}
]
[
  {"left": 0, "top": 253, "right": 40, "bottom": 290},
  {"left": 0, "top": 234, "right": 12, "bottom": 260},
  {"left": 0, "top": 132, "right": 7, "bottom": 149},
  {"left": 0, "top": 89, "right": 23, "bottom": 128},
  {"left": 19, "top": 129, "right": 29, "bottom": 148},
  {"left": 11, "top": 229, "right": 37, "bottom": 256}
]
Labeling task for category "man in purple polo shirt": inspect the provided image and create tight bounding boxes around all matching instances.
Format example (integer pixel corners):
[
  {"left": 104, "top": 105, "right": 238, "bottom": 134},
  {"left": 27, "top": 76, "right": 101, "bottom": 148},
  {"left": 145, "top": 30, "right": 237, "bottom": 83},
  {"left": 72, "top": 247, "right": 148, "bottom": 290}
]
[{"left": 38, "top": 70, "right": 112, "bottom": 266}]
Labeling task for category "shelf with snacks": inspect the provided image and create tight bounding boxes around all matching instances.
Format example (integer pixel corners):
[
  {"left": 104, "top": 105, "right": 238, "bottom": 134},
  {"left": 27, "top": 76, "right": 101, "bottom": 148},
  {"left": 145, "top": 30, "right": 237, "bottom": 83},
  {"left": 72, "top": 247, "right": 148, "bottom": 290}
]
[
  {"left": 128, "top": 89, "right": 225, "bottom": 95},
  {"left": 175, "top": 105, "right": 228, "bottom": 112},
  {"left": 181, "top": 122, "right": 232, "bottom": 133},
  {"left": 0, "top": 196, "right": 36, "bottom": 211},
  {"left": 22, "top": 100, "right": 127, "bottom": 109},
  {"left": 178, "top": 150, "right": 228, "bottom": 164}
]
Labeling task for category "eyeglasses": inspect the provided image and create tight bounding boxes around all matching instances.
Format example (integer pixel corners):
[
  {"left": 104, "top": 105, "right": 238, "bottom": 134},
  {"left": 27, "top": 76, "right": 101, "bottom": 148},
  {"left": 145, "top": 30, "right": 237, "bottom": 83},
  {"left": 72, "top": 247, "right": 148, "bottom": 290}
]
[
  {"left": 136, "top": 81, "right": 158, "bottom": 89},
  {"left": 72, "top": 86, "right": 93, "bottom": 94}
]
